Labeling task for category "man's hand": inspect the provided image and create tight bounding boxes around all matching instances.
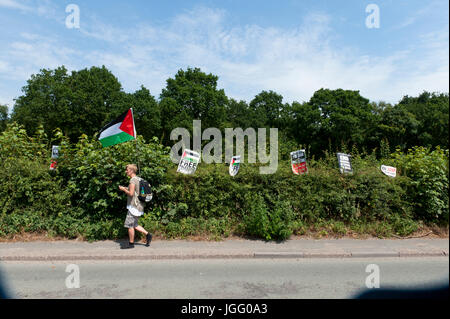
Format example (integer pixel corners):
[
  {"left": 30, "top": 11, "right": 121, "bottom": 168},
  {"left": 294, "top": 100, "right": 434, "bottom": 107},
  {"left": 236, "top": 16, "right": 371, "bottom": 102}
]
[{"left": 119, "top": 185, "right": 134, "bottom": 196}]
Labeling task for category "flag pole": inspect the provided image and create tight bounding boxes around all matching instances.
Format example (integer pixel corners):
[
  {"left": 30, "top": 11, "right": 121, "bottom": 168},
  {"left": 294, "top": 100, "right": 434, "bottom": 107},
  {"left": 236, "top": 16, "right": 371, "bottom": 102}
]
[
  {"left": 131, "top": 108, "right": 140, "bottom": 175},
  {"left": 136, "top": 139, "right": 140, "bottom": 175}
]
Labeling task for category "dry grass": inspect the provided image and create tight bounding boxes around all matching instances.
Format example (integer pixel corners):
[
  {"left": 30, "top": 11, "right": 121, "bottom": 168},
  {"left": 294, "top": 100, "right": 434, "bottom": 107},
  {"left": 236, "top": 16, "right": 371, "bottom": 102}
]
[
  {"left": 0, "top": 224, "right": 447, "bottom": 242},
  {"left": 290, "top": 224, "right": 449, "bottom": 240}
]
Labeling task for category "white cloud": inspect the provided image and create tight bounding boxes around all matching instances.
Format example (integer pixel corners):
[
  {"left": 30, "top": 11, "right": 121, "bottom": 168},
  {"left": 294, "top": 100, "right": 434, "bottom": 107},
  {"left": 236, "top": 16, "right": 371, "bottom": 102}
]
[
  {"left": 0, "top": 33, "right": 80, "bottom": 90},
  {"left": 79, "top": 7, "right": 447, "bottom": 104},
  {"left": 80, "top": 18, "right": 130, "bottom": 43},
  {"left": 0, "top": 5, "right": 448, "bottom": 107},
  {"left": 0, "top": 60, "right": 9, "bottom": 72},
  {"left": 0, "top": 0, "right": 31, "bottom": 11},
  {"left": 394, "top": 1, "right": 447, "bottom": 30},
  {"left": 36, "top": 0, "right": 57, "bottom": 17}
]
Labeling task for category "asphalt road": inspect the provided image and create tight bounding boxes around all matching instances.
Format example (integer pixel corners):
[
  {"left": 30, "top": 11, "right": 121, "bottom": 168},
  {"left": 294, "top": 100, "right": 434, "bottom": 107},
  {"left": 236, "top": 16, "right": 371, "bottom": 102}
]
[{"left": 0, "top": 257, "right": 448, "bottom": 299}]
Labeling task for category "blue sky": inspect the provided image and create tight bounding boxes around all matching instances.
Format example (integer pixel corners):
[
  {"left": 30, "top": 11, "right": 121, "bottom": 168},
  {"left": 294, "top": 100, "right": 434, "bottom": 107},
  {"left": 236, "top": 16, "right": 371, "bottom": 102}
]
[{"left": 0, "top": 0, "right": 448, "bottom": 111}]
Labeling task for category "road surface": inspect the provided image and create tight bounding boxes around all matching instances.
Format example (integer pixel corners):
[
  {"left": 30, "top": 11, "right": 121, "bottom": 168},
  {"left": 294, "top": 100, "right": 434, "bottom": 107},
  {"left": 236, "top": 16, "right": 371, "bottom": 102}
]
[{"left": 1, "top": 257, "right": 447, "bottom": 299}]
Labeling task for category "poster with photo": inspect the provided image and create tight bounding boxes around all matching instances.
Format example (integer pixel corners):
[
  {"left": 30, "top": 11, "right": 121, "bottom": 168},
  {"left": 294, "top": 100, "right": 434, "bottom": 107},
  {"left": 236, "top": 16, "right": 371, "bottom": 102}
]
[
  {"left": 290, "top": 150, "right": 307, "bottom": 175},
  {"left": 51, "top": 145, "right": 60, "bottom": 159}
]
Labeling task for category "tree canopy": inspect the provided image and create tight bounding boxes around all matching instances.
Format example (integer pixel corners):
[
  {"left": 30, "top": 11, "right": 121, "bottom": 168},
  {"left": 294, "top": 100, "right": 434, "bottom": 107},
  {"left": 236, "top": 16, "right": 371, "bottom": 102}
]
[
  {"left": 12, "top": 66, "right": 125, "bottom": 142},
  {"left": 0, "top": 104, "right": 8, "bottom": 132},
  {"left": 9, "top": 65, "right": 449, "bottom": 157},
  {"left": 399, "top": 92, "right": 449, "bottom": 149}
]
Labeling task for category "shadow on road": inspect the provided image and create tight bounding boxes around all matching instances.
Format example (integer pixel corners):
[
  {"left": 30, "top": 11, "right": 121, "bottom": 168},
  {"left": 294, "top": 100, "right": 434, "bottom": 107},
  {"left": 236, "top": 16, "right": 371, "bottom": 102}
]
[
  {"left": 354, "top": 284, "right": 449, "bottom": 299},
  {"left": 113, "top": 239, "right": 148, "bottom": 249}
]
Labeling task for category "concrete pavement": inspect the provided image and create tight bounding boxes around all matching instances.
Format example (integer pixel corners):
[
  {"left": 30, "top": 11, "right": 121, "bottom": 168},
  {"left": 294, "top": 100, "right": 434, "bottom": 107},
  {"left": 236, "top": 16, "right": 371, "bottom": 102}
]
[{"left": 0, "top": 238, "right": 448, "bottom": 261}]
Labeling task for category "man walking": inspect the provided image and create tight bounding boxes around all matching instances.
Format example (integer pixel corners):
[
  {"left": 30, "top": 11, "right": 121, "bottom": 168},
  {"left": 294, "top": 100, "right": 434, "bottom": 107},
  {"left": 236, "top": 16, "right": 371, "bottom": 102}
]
[{"left": 119, "top": 164, "right": 152, "bottom": 249}]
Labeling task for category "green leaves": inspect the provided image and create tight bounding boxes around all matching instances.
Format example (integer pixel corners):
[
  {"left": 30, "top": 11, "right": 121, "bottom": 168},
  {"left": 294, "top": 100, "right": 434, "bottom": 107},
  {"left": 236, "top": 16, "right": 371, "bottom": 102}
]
[
  {"left": 392, "top": 146, "right": 449, "bottom": 223},
  {"left": 0, "top": 125, "right": 75, "bottom": 236},
  {"left": 305, "top": 88, "right": 378, "bottom": 155},
  {"left": 2, "top": 64, "right": 449, "bottom": 240},
  {"left": 158, "top": 67, "right": 233, "bottom": 146},
  {"left": 399, "top": 92, "right": 449, "bottom": 149},
  {"left": 57, "top": 134, "right": 172, "bottom": 221},
  {"left": 0, "top": 122, "right": 448, "bottom": 240},
  {"left": 9, "top": 64, "right": 449, "bottom": 163}
]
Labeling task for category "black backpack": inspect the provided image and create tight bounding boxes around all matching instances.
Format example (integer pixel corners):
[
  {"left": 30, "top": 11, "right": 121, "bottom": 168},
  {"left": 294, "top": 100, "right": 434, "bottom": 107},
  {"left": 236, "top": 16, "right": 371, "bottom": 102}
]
[{"left": 137, "top": 178, "right": 153, "bottom": 203}]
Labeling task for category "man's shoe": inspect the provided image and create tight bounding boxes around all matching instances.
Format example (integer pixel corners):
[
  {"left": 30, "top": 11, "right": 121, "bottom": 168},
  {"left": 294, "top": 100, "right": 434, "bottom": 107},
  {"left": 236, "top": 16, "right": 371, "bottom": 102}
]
[
  {"left": 121, "top": 242, "right": 135, "bottom": 249},
  {"left": 146, "top": 233, "right": 152, "bottom": 247}
]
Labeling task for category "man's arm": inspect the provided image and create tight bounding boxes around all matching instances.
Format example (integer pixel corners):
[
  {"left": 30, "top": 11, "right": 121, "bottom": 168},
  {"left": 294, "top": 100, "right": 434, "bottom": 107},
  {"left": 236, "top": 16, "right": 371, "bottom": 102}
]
[{"left": 119, "top": 183, "right": 136, "bottom": 196}]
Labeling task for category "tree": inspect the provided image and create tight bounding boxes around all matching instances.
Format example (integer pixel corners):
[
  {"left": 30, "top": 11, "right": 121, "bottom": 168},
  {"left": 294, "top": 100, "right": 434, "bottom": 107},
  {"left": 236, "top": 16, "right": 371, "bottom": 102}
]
[
  {"left": 249, "top": 90, "right": 285, "bottom": 128},
  {"left": 0, "top": 104, "right": 8, "bottom": 132},
  {"left": 377, "top": 103, "right": 419, "bottom": 152},
  {"left": 160, "top": 68, "right": 228, "bottom": 131},
  {"left": 224, "top": 99, "right": 253, "bottom": 129},
  {"left": 290, "top": 101, "right": 321, "bottom": 152},
  {"left": 159, "top": 97, "right": 192, "bottom": 145},
  {"left": 398, "top": 92, "right": 449, "bottom": 149},
  {"left": 66, "top": 66, "right": 124, "bottom": 141},
  {"left": 12, "top": 66, "right": 71, "bottom": 138},
  {"left": 12, "top": 66, "right": 124, "bottom": 142},
  {"left": 307, "top": 88, "right": 378, "bottom": 153},
  {"left": 132, "top": 86, "right": 161, "bottom": 142}
]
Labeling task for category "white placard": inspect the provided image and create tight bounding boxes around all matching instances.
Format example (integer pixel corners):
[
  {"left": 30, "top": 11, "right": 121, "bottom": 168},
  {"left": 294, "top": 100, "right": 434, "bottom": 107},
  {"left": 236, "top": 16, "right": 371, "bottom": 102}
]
[
  {"left": 177, "top": 149, "right": 200, "bottom": 175},
  {"left": 337, "top": 152, "right": 353, "bottom": 174},
  {"left": 381, "top": 165, "right": 396, "bottom": 177},
  {"left": 229, "top": 156, "right": 241, "bottom": 176},
  {"left": 52, "top": 145, "right": 60, "bottom": 159}
]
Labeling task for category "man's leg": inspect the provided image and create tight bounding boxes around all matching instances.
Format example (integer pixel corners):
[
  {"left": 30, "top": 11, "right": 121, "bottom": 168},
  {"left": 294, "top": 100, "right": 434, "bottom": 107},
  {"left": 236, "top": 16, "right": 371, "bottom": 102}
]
[
  {"left": 128, "top": 227, "right": 135, "bottom": 243},
  {"left": 135, "top": 225, "right": 152, "bottom": 246},
  {"left": 134, "top": 225, "right": 148, "bottom": 235},
  {"left": 123, "top": 213, "right": 136, "bottom": 248}
]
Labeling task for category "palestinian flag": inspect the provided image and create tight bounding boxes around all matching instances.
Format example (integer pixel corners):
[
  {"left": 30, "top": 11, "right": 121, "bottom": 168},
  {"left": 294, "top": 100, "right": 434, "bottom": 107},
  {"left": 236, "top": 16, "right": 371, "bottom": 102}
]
[{"left": 98, "top": 109, "right": 136, "bottom": 147}]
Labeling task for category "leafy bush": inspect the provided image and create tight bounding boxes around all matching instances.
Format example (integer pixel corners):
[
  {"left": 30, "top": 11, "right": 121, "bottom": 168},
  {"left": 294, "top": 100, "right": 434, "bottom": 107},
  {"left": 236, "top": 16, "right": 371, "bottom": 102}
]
[
  {"left": 392, "top": 146, "right": 449, "bottom": 223},
  {"left": 241, "top": 193, "right": 272, "bottom": 240},
  {"left": 57, "top": 133, "right": 172, "bottom": 222},
  {"left": 0, "top": 124, "right": 77, "bottom": 237},
  {"left": 240, "top": 193, "right": 294, "bottom": 241},
  {"left": 0, "top": 122, "right": 447, "bottom": 241}
]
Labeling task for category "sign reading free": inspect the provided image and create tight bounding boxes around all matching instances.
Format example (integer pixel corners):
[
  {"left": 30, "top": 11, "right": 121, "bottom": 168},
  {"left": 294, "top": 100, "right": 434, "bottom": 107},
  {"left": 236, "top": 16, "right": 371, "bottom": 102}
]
[{"left": 177, "top": 149, "right": 200, "bottom": 175}]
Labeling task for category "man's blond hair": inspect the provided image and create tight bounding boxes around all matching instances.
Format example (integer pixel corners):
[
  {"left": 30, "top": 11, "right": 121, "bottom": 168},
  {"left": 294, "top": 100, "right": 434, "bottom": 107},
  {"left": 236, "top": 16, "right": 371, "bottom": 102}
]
[{"left": 126, "top": 164, "right": 138, "bottom": 174}]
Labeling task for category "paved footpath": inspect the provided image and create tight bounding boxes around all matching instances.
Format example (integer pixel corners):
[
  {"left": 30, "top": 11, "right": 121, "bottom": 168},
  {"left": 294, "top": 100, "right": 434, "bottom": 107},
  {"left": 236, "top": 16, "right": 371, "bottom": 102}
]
[{"left": 0, "top": 238, "right": 448, "bottom": 261}]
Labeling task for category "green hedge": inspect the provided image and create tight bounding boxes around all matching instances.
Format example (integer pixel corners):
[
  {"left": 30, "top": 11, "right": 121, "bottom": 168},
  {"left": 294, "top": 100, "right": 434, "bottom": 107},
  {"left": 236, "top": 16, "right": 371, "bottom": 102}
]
[{"left": 0, "top": 123, "right": 448, "bottom": 240}]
